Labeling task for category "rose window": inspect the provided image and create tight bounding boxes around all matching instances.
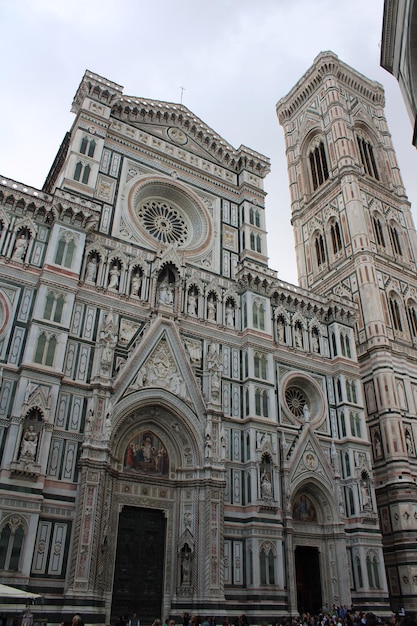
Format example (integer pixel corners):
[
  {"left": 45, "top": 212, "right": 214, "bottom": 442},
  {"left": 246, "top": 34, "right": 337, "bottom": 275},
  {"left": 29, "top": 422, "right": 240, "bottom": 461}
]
[
  {"left": 285, "top": 386, "right": 308, "bottom": 418},
  {"left": 137, "top": 200, "right": 188, "bottom": 244}
]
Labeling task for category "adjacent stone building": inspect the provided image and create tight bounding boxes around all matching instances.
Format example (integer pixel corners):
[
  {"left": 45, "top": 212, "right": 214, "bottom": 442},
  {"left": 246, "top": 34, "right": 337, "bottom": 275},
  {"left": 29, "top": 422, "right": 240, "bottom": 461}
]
[{"left": 1, "top": 51, "right": 416, "bottom": 623}]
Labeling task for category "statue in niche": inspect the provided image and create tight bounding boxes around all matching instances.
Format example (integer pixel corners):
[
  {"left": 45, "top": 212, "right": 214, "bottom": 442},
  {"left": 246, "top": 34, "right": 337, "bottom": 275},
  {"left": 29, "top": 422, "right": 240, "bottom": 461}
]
[
  {"left": 261, "top": 471, "right": 272, "bottom": 499},
  {"left": 226, "top": 300, "right": 235, "bottom": 327},
  {"left": 373, "top": 430, "right": 383, "bottom": 458},
  {"left": 405, "top": 427, "right": 415, "bottom": 456},
  {"left": 130, "top": 270, "right": 142, "bottom": 297},
  {"left": 187, "top": 289, "right": 198, "bottom": 317},
  {"left": 159, "top": 277, "right": 174, "bottom": 305},
  {"left": 180, "top": 544, "right": 192, "bottom": 585},
  {"left": 20, "top": 425, "right": 38, "bottom": 460},
  {"left": 360, "top": 473, "right": 372, "bottom": 510},
  {"left": 303, "top": 402, "right": 310, "bottom": 422},
  {"left": 207, "top": 295, "right": 216, "bottom": 321},
  {"left": 12, "top": 233, "right": 28, "bottom": 261},
  {"left": 277, "top": 318, "right": 286, "bottom": 342},
  {"left": 85, "top": 255, "right": 98, "bottom": 282},
  {"left": 312, "top": 329, "right": 320, "bottom": 353},
  {"left": 295, "top": 324, "right": 304, "bottom": 348},
  {"left": 108, "top": 264, "right": 121, "bottom": 291}
]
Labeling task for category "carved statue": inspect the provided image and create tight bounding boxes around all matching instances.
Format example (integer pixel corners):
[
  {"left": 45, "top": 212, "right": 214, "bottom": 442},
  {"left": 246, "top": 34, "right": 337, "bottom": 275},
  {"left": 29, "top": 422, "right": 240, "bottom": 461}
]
[
  {"left": 187, "top": 291, "right": 198, "bottom": 317},
  {"left": 226, "top": 301, "right": 235, "bottom": 327},
  {"left": 85, "top": 257, "right": 98, "bottom": 282},
  {"left": 159, "top": 277, "right": 174, "bottom": 305},
  {"left": 261, "top": 471, "right": 272, "bottom": 499},
  {"left": 12, "top": 234, "right": 28, "bottom": 261},
  {"left": 108, "top": 265, "right": 120, "bottom": 291},
  {"left": 207, "top": 297, "right": 216, "bottom": 321},
  {"left": 20, "top": 425, "right": 38, "bottom": 460},
  {"left": 131, "top": 272, "right": 142, "bottom": 297}
]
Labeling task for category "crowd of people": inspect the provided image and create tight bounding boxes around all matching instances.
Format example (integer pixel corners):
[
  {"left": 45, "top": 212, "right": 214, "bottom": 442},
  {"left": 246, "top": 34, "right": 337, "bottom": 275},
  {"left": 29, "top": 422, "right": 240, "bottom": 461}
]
[{"left": 69, "top": 609, "right": 417, "bottom": 626}]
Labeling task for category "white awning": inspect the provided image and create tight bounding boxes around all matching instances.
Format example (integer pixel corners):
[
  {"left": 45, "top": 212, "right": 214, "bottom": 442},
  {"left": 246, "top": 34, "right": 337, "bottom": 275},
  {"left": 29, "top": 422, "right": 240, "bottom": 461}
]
[{"left": 0, "top": 583, "right": 42, "bottom": 601}]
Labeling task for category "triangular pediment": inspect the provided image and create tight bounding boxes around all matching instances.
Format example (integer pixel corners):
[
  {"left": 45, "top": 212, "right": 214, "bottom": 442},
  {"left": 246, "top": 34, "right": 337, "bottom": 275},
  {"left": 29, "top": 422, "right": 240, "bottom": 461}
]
[
  {"left": 113, "top": 317, "right": 205, "bottom": 417},
  {"left": 129, "top": 122, "right": 230, "bottom": 166},
  {"left": 287, "top": 424, "right": 335, "bottom": 491},
  {"left": 110, "top": 96, "right": 270, "bottom": 176}
]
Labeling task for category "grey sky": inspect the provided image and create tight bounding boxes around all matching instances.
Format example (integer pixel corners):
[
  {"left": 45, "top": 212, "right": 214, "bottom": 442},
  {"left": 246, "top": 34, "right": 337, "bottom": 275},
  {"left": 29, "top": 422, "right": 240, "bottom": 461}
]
[{"left": 1, "top": 0, "right": 415, "bottom": 285}]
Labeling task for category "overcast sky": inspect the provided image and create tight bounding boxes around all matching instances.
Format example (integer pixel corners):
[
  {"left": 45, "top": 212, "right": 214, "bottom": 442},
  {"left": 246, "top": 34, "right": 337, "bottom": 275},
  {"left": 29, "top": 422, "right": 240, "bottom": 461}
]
[{"left": 1, "top": 0, "right": 416, "bottom": 285}]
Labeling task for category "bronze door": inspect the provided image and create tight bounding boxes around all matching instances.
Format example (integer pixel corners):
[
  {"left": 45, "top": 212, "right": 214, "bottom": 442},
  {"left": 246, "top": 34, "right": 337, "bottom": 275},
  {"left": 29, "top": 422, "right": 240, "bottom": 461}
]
[
  {"left": 295, "top": 546, "right": 322, "bottom": 614},
  {"left": 111, "top": 506, "right": 166, "bottom": 625}
]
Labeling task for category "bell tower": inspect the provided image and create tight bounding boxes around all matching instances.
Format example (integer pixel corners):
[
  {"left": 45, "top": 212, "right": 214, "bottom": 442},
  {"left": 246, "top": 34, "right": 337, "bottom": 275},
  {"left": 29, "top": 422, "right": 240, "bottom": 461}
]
[{"left": 277, "top": 51, "right": 417, "bottom": 611}]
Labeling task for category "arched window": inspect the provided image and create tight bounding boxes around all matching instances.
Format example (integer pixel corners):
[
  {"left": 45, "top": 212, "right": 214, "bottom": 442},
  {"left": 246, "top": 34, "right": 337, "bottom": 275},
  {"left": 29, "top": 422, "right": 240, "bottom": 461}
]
[
  {"left": 255, "top": 210, "right": 260, "bottom": 228},
  {"left": 261, "top": 354, "right": 267, "bottom": 379},
  {"left": 45, "top": 336, "right": 57, "bottom": 366},
  {"left": 348, "top": 486, "right": 355, "bottom": 516},
  {"left": 346, "top": 380, "right": 352, "bottom": 402},
  {"left": 330, "top": 221, "right": 342, "bottom": 254},
  {"left": 309, "top": 141, "right": 329, "bottom": 190},
  {"left": 344, "top": 451, "right": 351, "bottom": 476},
  {"left": 339, "top": 411, "right": 346, "bottom": 438},
  {"left": 337, "top": 378, "right": 342, "bottom": 402},
  {"left": 340, "top": 332, "right": 352, "bottom": 357},
  {"left": 80, "top": 137, "right": 96, "bottom": 158},
  {"left": 331, "top": 332, "right": 337, "bottom": 356},
  {"left": 389, "top": 223, "right": 402, "bottom": 256},
  {"left": 253, "top": 301, "right": 265, "bottom": 330},
  {"left": 373, "top": 215, "right": 385, "bottom": 247},
  {"left": 389, "top": 294, "right": 403, "bottom": 331},
  {"left": 259, "top": 304, "right": 265, "bottom": 330},
  {"left": 262, "top": 391, "right": 269, "bottom": 417},
  {"left": 250, "top": 232, "right": 255, "bottom": 251},
  {"left": 255, "top": 389, "right": 261, "bottom": 416},
  {"left": 357, "top": 135, "right": 379, "bottom": 180},
  {"left": 355, "top": 556, "right": 364, "bottom": 588},
  {"left": 245, "top": 388, "right": 249, "bottom": 416},
  {"left": 256, "top": 234, "right": 262, "bottom": 253},
  {"left": 74, "top": 162, "right": 91, "bottom": 185},
  {"left": 254, "top": 354, "right": 260, "bottom": 378},
  {"left": 34, "top": 332, "right": 57, "bottom": 367},
  {"left": 372, "top": 556, "right": 380, "bottom": 588},
  {"left": 0, "top": 519, "right": 24, "bottom": 571},
  {"left": 55, "top": 235, "right": 76, "bottom": 268},
  {"left": 260, "top": 545, "right": 275, "bottom": 585},
  {"left": 407, "top": 300, "right": 417, "bottom": 337},
  {"left": 315, "top": 233, "right": 326, "bottom": 267},
  {"left": 350, "top": 412, "right": 362, "bottom": 438},
  {"left": 345, "top": 335, "right": 351, "bottom": 358},
  {"left": 249, "top": 207, "right": 254, "bottom": 224},
  {"left": 44, "top": 292, "right": 65, "bottom": 323},
  {"left": 367, "top": 555, "right": 375, "bottom": 588}
]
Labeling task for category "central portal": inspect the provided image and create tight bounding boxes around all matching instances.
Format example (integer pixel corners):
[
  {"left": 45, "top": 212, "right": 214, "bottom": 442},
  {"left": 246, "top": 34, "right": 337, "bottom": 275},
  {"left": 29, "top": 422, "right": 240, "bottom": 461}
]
[
  {"left": 111, "top": 506, "right": 166, "bottom": 625},
  {"left": 295, "top": 546, "right": 322, "bottom": 614}
]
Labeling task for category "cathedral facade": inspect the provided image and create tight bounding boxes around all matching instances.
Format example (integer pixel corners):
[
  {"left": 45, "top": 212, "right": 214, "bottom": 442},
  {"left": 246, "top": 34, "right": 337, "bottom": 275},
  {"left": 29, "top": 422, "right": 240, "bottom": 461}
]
[{"left": 0, "top": 52, "right": 415, "bottom": 624}]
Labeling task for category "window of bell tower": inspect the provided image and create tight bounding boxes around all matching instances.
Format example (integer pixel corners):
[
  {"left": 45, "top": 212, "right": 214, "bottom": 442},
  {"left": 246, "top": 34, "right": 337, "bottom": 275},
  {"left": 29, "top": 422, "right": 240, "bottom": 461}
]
[
  {"left": 308, "top": 141, "right": 329, "bottom": 190},
  {"left": 356, "top": 135, "right": 380, "bottom": 180}
]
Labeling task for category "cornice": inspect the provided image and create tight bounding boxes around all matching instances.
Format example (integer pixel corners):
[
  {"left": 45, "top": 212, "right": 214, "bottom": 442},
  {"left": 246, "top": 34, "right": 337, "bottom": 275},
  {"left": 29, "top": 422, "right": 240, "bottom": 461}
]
[
  {"left": 276, "top": 51, "right": 385, "bottom": 124},
  {"left": 380, "top": 0, "right": 399, "bottom": 74}
]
